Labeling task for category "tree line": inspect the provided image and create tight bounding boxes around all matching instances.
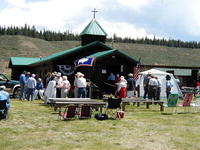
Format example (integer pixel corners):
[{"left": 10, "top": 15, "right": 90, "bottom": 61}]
[
  {"left": 0, "top": 24, "right": 200, "bottom": 49},
  {"left": 0, "top": 24, "right": 80, "bottom": 41}
]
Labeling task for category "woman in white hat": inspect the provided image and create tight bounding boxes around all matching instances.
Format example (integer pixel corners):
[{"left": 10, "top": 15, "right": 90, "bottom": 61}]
[
  {"left": 45, "top": 77, "right": 56, "bottom": 104},
  {"left": 57, "top": 76, "right": 71, "bottom": 98},
  {"left": 116, "top": 76, "right": 127, "bottom": 98}
]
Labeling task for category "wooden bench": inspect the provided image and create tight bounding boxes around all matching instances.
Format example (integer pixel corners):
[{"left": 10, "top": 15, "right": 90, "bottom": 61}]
[
  {"left": 48, "top": 98, "right": 92, "bottom": 105},
  {"left": 49, "top": 98, "right": 106, "bottom": 113},
  {"left": 122, "top": 98, "right": 165, "bottom": 111}
]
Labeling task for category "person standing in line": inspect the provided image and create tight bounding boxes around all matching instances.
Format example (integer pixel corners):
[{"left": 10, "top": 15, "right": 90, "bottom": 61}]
[
  {"left": 35, "top": 78, "right": 44, "bottom": 100},
  {"left": 26, "top": 74, "right": 37, "bottom": 101},
  {"left": 57, "top": 76, "right": 71, "bottom": 98},
  {"left": 107, "top": 72, "right": 116, "bottom": 94},
  {"left": 0, "top": 86, "right": 10, "bottom": 120},
  {"left": 166, "top": 75, "right": 173, "bottom": 99},
  {"left": 143, "top": 72, "right": 151, "bottom": 99},
  {"left": 148, "top": 75, "right": 158, "bottom": 100},
  {"left": 45, "top": 77, "right": 57, "bottom": 104},
  {"left": 155, "top": 76, "right": 162, "bottom": 100},
  {"left": 19, "top": 71, "right": 26, "bottom": 100},
  {"left": 24, "top": 72, "right": 31, "bottom": 100},
  {"left": 76, "top": 72, "right": 87, "bottom": 98},
  {"left": 116, "top": 76, "right": 127, "bottom": 99},
  {"left": 73, "top": 73, "right": 79, "bottom": 98},
  {"left": 43, "top": 72, "right": 52, "bottom": 88},
  {"left": 126, "top": 73, "right": 136, "bottom": 98},
  {"left": 115, "top": 74, "right": 121, "bottom": 83},
  {"left": 55, "top": 72, "right": 63, "bottom": 98}
]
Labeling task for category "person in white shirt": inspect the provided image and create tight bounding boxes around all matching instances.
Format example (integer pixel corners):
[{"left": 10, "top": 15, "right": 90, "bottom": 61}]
[
  {"left": 55, "top": 72, "right": 63, "bottom": 98},
  {"left": 76, "top": 72, "right": 87, "bottom": 98},
  {"left": 56, "top": 76, "right": 71, "bottom": 98},
  {"left": 45, "top": 77, "right": 56, "bottom": 104},
  {"left": 148, "top": 75, "right": 158, "bottom": 100},
  {"left": 116, "top": 76, "right": 127, "bottom": 98}
]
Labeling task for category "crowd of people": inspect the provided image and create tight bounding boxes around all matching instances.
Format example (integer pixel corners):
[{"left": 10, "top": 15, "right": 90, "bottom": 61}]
[
  {"left": 18, "top": 70, "right": 177, "bottom": 102},
  {"left": 19, "top": 71, "right": 89, "bottom": 103},
  {"left": 0, "top": 70, "right": 177, "bottom": 120},
  {"left": 143, "top": 72, "right": 173, "bottom": 100},
  {"left": 107, "top": 72, "right": 136, "bottom": 99}
]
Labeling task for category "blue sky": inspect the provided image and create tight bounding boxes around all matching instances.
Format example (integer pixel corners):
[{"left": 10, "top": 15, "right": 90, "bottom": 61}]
[{"left": 0, "top": 0, "right": 200, "bottom": 41}]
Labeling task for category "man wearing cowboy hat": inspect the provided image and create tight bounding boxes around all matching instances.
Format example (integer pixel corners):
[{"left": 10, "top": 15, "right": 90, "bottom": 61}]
[
  {"left": 76, "top": 72, "right": 87, "bottom": 98},
  {"left": 0, "top": 86, "right": 10, "bottom": 119}
]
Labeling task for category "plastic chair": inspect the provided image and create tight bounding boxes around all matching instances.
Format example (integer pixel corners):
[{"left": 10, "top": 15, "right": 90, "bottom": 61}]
[
  {"left": 60, "top": 105, "right": 77, "bottom": 120},
  {"left": 163, "top": 94, "right": 179, "bottom": 114},
  {"left": 0, "top": 100, "right": 7, "bottom": 120},
  {"left": 105, "top": 98, "right": 121, "bottom": 119},
  {"left": 79, "top": 105, "right": 91, "bottom": 119},
  {"left": 190, "top": 95, "right": 200, "bottom": 113},
  {"left": 177, "top": 93, "right": 193, "bottom": 113}
]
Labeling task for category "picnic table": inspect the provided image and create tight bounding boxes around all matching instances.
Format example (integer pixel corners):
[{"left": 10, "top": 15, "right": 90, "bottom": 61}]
[
  {"left": 48, "top": 98, "right": 106, "bottom": 113},
  {"left": 122, "top": 98, "right": 165, "bottom": 111}
]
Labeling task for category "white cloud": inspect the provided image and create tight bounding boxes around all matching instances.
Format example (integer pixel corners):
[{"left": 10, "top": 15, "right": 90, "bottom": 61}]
[
  {"left": 6, "top": 0, "right": 27, "bottom": 8},
  {"left": 0, "top": 0, "right": 105, "bottom": 31},
  {"left": 101, "top": 20, "right": 154, "bottom": 39},
  {"left": 0, "top": 0, "right": 200, "bottom": 40},
  {"left": 116, "top": 0, "right": 151, "bottom": 11}
]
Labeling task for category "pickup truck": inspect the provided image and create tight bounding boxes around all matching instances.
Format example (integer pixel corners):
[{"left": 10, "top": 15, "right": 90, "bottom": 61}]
[{"left": 0, "top": 73, "right": 21, "bottom": 98}]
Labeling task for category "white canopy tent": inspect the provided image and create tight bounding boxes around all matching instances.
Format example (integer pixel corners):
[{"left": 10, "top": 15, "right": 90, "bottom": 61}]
[{"left": 136, "top": 69, "right": 183, "bottom": 99}]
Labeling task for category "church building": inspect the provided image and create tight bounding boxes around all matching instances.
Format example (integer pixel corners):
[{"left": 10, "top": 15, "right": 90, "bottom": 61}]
[{"left": 9, "top": 16, "right": 138, "bottom": 94}]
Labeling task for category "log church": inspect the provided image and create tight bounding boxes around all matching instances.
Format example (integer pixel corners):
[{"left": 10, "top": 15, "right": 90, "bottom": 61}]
[{"left": 9, "top": 13, "right": 138, "bottom": 95}]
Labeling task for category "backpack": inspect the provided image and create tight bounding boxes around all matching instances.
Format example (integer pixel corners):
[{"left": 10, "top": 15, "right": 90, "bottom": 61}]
[{"left": 95, "top": 113, "right": 108, "bottom": 120}]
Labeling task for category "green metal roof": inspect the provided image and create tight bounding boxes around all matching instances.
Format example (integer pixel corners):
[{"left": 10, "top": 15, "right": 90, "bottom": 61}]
[
  {"left": 88, "top": 50, "right": 115, "bottom": 58},
  {"left": 87, "top": 49, "right": 138, "bottom": 63},
  {"left": 9, "top": 41, "right": 113, "bottom": 67},
  {"left": 10, "top": 57, "right": 40, "bottom": 66},
  {"left": 30, "top": 41, "right": 112, "bottom": 66},
  {"left": 80, "top": 19, "right": 108, "bottom": 36}
]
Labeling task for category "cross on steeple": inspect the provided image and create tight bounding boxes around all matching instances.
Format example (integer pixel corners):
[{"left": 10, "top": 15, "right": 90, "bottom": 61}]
[{"left": 92, "top": 8, "right": 98, "bottom": 19}]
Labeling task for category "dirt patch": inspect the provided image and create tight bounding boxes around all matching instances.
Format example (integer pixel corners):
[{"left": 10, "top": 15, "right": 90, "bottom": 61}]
[{"left": 19, "top": 41, "right": 38, "bottom": 49}]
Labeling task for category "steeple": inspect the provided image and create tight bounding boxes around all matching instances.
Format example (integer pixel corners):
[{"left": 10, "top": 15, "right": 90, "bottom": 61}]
[{"left": 80, "top": 9, "right": 107, "bottom": 45}]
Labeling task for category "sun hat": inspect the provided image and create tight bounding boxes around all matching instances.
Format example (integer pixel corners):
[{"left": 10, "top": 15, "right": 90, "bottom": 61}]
[
  {"left": 32, "top": 74, "right": 36, "bottom": 78},
  {"left": 128, "top": 73, "right": 133, "bottom": 77},
  {"left": 57, "top": 72, "right": 62, "bottom": 77},
  {"left": 0, "top": 86, "right": 6, "bottom": 89}
]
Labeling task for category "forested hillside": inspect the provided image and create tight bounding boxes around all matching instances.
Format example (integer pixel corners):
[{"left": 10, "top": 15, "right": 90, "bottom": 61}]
[
  {"left": 0, "top": 35, "right": 80, "bottom": 74},
  {"left": 1, "top": 24, "right": 200, "bottom": 49},
  {"left": 2, "top": 35, "right": 200, "bottom": 75}
]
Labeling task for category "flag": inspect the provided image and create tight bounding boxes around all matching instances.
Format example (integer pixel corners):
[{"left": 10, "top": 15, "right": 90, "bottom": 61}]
[
  {"left": 74, "top": 57, "right": 95, "bottom": 67},
  {"left": 134, "top": 63, "right": 141, "bottom": 81}
]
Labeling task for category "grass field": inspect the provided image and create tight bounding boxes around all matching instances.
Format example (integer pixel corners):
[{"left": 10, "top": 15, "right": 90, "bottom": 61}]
[{"left": 1, "top": 99, "right": 200, "bottom": 150}]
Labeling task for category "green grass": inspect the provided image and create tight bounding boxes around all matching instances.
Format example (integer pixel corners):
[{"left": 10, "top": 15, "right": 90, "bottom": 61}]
[{"left": 1, "top": 99, "right": 200, "bottom": 150}]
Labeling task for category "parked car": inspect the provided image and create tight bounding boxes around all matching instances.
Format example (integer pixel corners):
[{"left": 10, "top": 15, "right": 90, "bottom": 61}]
[{"left": 0, "top": 73, "right": 21, "bottom": 98}]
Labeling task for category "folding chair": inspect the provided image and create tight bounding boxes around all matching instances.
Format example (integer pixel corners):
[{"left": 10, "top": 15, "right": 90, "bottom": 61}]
[
  {"left": 60, "top": 105, "right": 77, "bottom": 120},
  {"left": 105, "top": 98, "right": 121, "bottom": 119},
  {"left": 162, "top": 94, "right": 179, "bottom": 114},
  {"left": 177, "top": 93, "right": 193, "bottom": 113},
  {"left": 79, "top": 104, "right": 92, "bottom": 119},
  {"left": 0, "top": 100, "right": 7, "bottom": 120},
  {"left": 191, "top": 97, "right": 200, "bottom": 113}
]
